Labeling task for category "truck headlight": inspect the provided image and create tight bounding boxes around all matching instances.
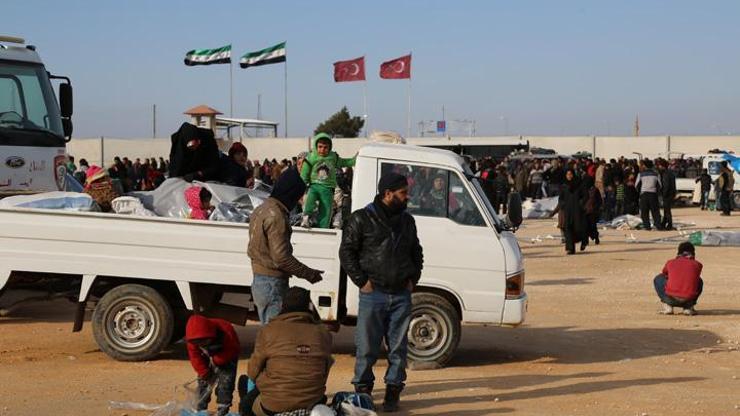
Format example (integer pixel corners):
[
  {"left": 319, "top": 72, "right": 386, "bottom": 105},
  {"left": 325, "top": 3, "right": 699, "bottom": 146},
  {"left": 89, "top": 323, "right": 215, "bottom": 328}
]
[{"left": 506, "top": 271, "right": 525, "bottom": 300}]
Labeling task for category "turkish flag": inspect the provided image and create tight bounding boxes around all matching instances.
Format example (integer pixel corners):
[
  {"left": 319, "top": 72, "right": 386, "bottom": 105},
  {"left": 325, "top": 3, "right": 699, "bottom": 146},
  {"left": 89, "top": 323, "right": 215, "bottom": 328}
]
[
  {"left": 379, "top": 54, "right": 411, "bottom": 79},
  {"left": 334, "top": 57, "right": 365, "bottom": 82}
]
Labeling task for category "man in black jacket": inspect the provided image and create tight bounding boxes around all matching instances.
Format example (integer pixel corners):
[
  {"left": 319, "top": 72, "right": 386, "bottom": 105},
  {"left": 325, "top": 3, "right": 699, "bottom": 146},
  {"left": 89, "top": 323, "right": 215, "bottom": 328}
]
[
  {"left": 659, "top": 161, "right": 677, "bottom": 230},
  {"left": 339, "top": 172, "right": 423, "bottom": 412}
]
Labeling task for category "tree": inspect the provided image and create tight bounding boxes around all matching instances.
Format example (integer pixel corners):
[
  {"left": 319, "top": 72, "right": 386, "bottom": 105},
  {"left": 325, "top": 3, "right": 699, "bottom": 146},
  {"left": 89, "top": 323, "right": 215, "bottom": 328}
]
[{"left": 314, "top": 106, "right": 365, "bottom": 138}]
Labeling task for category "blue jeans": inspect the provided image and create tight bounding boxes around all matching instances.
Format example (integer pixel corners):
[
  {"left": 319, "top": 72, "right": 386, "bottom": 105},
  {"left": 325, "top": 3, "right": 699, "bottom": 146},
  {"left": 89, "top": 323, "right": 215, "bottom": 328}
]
[
  {"left": 353, "top": 288, "right": 412, "bottom": 390},
  {"left": 252, "top": 274, "right": 288, "bottom": 325},
  {"left": 654, "top": 274, "right": 703, "bottom": 308}
]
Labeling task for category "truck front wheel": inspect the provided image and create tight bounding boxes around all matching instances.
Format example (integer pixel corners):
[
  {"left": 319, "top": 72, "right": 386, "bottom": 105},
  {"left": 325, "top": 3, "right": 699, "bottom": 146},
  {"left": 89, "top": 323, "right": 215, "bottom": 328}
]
[
  {"left": 407, "top": 292, "right": 461, "bottom": 368},
  {"left": 92, "top": 284, "right": 174, "bottom": 361}
]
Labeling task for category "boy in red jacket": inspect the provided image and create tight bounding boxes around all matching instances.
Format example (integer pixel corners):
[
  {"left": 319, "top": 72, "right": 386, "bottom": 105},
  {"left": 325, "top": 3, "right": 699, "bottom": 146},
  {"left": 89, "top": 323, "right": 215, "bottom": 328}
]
[
  {"left": 185, "top": 315, "right": 240, "bottom": 416},
  {"left": 654, "top": 242, "right": 704, "bottom": 316}
]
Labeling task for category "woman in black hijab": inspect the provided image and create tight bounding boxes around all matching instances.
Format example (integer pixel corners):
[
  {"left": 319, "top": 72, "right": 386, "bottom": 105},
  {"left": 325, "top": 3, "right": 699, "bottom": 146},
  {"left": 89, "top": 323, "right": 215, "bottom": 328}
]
[{"left": 558, "top": 169, "right": 588, "bottom": 254}]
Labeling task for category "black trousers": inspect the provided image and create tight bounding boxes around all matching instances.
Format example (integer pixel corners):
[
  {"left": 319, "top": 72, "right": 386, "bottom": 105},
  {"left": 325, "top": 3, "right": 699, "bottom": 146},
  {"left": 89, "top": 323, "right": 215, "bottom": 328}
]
[
  {"left": 720, "top": 191, "right": 732, "bottom": 214},
  {"left": 639, "top": 192, "right": 662, "bottom": 230},
  {"left": 662, "top": 196, "right": 673, "bottom": 229}
]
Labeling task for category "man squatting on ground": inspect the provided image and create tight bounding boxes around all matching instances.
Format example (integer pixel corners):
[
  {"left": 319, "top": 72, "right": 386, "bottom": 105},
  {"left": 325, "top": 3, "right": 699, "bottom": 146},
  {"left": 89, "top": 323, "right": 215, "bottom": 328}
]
[
  {"left": 248, "top": 168, "right": 324, "bottom": 324},
  {"left": 339, "top": 172, "right": 424, "bottom": 412},
  {"left": 185, "top": 315, "right": 241, "bottom": 416},
  {"left": 654, "top": 242, "right": 704, "bottom": 316},
  {"left": 239, "top": 287, "right": 333, "bottom": 416}
]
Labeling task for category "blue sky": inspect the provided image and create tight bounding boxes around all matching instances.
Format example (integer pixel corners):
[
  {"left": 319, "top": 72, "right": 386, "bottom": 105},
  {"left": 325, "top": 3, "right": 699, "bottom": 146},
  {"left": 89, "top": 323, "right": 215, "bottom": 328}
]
[{"left": 4, "top": 0, "right": 740, "bottom": 138}]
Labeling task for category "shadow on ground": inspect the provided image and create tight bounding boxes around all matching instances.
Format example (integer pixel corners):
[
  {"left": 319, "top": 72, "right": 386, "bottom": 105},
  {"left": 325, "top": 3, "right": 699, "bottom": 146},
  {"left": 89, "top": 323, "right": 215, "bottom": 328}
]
[
  {"left": 392, "top": 374, "right": 702, "bottom": 415},
  {"left": 450, "top": 325, "right": 721, "bottom": 366}
]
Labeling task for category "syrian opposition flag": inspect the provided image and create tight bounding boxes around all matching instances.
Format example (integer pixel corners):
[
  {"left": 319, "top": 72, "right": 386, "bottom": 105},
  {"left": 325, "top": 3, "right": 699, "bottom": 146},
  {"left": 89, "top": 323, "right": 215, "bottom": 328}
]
[
  {"left": 184, "top": 44, "right": 231, "bottom": 66},
  {"left": 380, "top": 54, "right": 411, "bottom": 79},
  {"left": 240, "top": 42, "right": 286, "bottom": 68},
  {"left": 334, "top": 56, "right": 365, "bottom": 82}
]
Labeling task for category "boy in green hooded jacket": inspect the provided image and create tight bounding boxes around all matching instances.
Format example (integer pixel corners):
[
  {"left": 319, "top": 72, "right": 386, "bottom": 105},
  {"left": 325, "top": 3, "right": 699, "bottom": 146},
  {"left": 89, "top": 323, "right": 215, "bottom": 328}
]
[{"left": 300, "top": 133, "right": 356, "bottom": 228}]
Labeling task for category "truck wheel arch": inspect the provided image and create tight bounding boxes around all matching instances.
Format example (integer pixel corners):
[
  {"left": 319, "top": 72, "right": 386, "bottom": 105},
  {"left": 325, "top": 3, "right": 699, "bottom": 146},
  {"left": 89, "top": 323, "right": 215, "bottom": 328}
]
[{"left": 415, "top": 285, "right": 464, "bottom": 321}]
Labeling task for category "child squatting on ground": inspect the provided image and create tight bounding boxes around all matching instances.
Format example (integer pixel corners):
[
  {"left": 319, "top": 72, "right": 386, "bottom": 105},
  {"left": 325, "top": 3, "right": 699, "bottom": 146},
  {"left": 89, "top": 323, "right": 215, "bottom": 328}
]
[
  {"left": 300, "top": 133, "right": 356, "bottom": 228},
  {"left": 185, "top": 315, "right": 240, "bottom": 416}
]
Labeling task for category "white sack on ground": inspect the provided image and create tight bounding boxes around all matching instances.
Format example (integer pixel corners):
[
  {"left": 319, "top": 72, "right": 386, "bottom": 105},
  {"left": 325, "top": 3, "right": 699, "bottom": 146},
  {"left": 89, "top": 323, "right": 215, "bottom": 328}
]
[{"left": 522, "top": 196, "right": 559, "bottom": 219}]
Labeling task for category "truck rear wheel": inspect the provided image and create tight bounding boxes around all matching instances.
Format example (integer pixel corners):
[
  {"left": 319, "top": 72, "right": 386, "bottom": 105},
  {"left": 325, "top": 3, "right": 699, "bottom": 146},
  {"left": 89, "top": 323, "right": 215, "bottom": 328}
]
[
  {"left": 92, "top": 284, "right": 173, "bottom": 361},
  {"left": 408, "top": 292, "right": 461, "bottom": 368}
]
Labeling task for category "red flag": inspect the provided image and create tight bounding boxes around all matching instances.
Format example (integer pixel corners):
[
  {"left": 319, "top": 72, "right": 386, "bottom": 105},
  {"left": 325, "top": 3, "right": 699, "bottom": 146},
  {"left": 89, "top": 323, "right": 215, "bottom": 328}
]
[
  {"left": 379, "top": 54, "right": 411, "bottom": 79},
  {"left": 334, "top": 56, "right": 365, "bottom": 82}
]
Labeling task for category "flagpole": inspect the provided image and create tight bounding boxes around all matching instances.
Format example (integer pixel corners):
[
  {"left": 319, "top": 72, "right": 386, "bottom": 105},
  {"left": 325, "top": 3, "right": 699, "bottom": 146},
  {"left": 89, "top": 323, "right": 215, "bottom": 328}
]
[
  {"left": 284, "top": 45, "right": 288, "bottom": 138},
  {"left": 407, "top": 78, "right": 411, "bottom": 138},
  {"left": 363, "top": 80, "right": 368, "bottom": 138},
  {"left": 229, "top": 59, "right": 233, "bottom": 118}
]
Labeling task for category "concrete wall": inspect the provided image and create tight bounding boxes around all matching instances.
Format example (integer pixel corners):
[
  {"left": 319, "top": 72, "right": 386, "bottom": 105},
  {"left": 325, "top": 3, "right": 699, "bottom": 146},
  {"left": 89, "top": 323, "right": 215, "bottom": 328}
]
[{"left": 67, "top": 135, "right": 740, "bottom": 167}]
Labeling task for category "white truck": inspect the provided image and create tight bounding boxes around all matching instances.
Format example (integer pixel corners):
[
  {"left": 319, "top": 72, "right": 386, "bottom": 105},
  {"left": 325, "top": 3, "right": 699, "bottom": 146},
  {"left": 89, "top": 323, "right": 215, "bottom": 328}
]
[
  {"left": 0, "top": 35, "right": 74, "bottom": 195},
  {"left": 0, "top": 143, "right": 527, "bottom": 367}
]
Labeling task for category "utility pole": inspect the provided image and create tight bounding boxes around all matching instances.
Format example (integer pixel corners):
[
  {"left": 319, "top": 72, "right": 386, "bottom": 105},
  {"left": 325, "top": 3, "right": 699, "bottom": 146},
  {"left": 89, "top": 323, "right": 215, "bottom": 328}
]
[{"left": 152, "top": 104, "right": 156, "bottom": 138}]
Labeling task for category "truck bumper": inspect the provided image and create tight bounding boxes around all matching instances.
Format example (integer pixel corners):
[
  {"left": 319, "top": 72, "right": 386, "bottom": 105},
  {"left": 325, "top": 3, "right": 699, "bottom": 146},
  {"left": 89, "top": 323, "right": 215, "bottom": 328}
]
[{"left": 501, "top": 292, "right": 528, "bottom": 326}]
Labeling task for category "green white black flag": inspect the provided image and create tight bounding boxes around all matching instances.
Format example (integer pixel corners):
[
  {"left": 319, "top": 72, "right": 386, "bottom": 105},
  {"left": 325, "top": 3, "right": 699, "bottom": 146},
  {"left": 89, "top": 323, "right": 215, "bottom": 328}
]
[
  {"left": 184, "top": 45, "right": 232, "bottom": 66},
  {"left": 240, "top": 42, "right": 286, "bottom": 68}
]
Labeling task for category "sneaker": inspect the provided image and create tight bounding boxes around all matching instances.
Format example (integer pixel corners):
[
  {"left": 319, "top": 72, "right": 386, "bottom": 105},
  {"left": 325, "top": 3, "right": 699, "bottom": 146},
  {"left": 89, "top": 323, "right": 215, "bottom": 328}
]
[
  {"left": 383, "top": 385, "right": 403, "bottom": 412},
  {"left": 659, "top": 303, "right": 674, "bottom": 315},
  {"left": 682, "top": 307, "right": 697, "bottom": 316}
]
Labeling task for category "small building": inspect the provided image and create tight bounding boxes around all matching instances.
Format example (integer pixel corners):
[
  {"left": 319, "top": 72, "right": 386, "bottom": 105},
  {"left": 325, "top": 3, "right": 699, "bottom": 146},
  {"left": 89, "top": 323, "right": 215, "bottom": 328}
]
[{"left": 184, "top": 105, "right": 222, "bottom": 133}]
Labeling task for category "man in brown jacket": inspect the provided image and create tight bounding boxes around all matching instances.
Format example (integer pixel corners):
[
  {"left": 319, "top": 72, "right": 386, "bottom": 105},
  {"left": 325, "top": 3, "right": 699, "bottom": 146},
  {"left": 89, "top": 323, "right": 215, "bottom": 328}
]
[
  {"left": 241, "top": 287, "right": 333, "bottom": 416},
  {"left": 248, "top": 168, "right": 323, "bottom": 324}
]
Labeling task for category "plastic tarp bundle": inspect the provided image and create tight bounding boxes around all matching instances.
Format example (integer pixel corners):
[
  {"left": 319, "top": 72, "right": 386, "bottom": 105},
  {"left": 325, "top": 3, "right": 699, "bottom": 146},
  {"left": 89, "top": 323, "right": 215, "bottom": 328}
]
[
  {"left": 129, "top": 178, "right": 269, "bottom": 220},
  {"left": 63, "top": 172, "right": 84, "bottom": 193},
  {"left": 0, "top": 191, "right": 99, "bottom": 211},
  {"left": 689, "top": 230, "right": 740, "bottom": 246},
  {"left": 111, "top": 196, "right": 157, "bottom": 217},
  {"left": 522, "top": 196, "right": 559, "bottom": 219},
  {"left": 608, "top": 214, "right": 645, "bottom": 230}
]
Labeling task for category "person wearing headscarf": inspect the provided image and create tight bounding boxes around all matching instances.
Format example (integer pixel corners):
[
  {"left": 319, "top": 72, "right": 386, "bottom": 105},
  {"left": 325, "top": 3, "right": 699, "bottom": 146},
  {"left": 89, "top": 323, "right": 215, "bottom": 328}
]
[
  {"left": 168, "top": 122, "right": 221, "bottom": 182},
  {"left": 581, "top": 175, "right": 602, "bottom": 245},
  {"left": 557, "top": 169, "right": 588, "bottom": 254},
  {"left": 218, "top": 142, "right": 251, "bottom": 187},
  {"left": 83, "top": 165, "right": 120, "bottom": 212},
  {"left": 247, "top": 168, "right": 324, "bottom": 325}
]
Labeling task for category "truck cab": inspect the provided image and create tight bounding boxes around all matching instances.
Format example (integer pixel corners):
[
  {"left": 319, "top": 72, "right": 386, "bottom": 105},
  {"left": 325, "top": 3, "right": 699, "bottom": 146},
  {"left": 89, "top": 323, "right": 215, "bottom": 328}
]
[{"left": 0, "top": 35, "right": 73, "bottom": 195}]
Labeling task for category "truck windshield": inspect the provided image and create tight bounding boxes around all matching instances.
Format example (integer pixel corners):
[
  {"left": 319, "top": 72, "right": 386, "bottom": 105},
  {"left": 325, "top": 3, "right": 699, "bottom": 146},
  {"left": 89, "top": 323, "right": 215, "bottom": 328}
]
[
  {"left": 462, "top": 164, "right": 503, "bottom": 230},
  {"left": 0, "top": 61, "right": 63, "bottom": 139}
]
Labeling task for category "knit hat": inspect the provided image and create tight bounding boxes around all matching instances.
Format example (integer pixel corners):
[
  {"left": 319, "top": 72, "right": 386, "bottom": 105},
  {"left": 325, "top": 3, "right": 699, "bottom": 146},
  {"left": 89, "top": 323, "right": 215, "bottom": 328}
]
[
  {"left": 280, "top": 287, "right": 312, "bottom": 314},
  {"left": 377, "top": 172, "right": 408, "bottom": 194}
]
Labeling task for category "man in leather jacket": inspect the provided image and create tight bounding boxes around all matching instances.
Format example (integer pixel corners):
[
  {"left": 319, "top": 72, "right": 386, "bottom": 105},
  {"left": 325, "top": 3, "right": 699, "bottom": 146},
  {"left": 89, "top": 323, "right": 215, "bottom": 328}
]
[{"left": 339, "top": 172, "right": 423, "bottom": 412}]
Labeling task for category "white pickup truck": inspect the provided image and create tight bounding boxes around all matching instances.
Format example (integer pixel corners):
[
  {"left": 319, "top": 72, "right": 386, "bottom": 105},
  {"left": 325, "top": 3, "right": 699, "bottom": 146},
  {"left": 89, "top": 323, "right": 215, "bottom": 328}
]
[{"left": 0, "top": 143, "right": 527, "bottom": 367}]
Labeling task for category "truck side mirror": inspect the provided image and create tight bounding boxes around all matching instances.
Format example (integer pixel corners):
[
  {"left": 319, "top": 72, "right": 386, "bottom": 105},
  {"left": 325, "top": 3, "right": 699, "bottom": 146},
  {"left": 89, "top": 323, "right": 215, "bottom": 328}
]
[
  {"left": 62, "top": 118, "right": 73, "bottom": 138},
  {"left": 507, "top": 192, "right": 523, "bottom": 229},
  {"left": 59, "top": 83, "right": 73, "bottom": 118}
]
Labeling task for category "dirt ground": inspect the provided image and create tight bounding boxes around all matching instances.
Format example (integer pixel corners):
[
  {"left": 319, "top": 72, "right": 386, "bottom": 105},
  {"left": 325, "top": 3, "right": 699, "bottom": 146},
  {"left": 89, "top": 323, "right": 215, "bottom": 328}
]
[{"left": 1, "top": 207, "right": 739, "bottom": 416}]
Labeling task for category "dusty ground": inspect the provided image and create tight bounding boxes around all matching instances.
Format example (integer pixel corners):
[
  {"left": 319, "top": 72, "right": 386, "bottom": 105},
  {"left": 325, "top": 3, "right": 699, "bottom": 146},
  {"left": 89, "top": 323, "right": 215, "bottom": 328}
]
[{"left": 2, "top": 207, "right": 740, "bottom": 416}]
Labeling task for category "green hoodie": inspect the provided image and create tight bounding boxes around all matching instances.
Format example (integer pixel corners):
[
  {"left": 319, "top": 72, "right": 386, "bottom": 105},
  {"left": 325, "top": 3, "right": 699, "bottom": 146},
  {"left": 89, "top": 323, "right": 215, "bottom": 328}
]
[{"left": 300, "top": 133, "right": 356, "bottom": 189}]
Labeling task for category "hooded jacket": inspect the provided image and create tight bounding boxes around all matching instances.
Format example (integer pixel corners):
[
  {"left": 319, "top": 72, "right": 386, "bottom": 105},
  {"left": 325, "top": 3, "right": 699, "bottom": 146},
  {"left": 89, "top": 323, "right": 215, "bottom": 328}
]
[
  {"left": 300, "top": 133, "right": 356, "bottom": 189},
  {"left": 185, "top": 315, "right": 240, "bottom": 378},
  {"left": 247, "top": 312, "right": 333, "bottom": 413},
  {"left": 185, "top": 186, "right": 208, "bottom": 220},
  {"left": 168, "top": 122, "right": 221, "bottom": 182}
]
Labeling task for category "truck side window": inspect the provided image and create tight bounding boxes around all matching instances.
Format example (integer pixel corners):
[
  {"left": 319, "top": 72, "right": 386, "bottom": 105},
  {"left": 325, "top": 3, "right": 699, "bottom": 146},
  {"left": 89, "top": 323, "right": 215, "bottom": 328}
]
[
  {"left": 380, "top": 162, "right": 448, "bottom": 218},
  {"left": 448, "top": 174, "right": 486, "bottom": 226}
]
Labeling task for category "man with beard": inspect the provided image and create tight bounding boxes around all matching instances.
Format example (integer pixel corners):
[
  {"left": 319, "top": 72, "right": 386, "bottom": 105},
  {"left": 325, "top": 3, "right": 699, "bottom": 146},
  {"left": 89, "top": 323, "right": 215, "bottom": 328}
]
[{"left": 339, "top": 172, "right": 424, "bottom": 412}]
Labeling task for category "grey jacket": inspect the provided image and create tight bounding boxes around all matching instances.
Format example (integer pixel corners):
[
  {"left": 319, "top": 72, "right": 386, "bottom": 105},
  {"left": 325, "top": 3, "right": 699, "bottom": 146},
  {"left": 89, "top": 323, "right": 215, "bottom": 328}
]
[{"left": 636, "top": 170, "right": 662, "bottom": 194}]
